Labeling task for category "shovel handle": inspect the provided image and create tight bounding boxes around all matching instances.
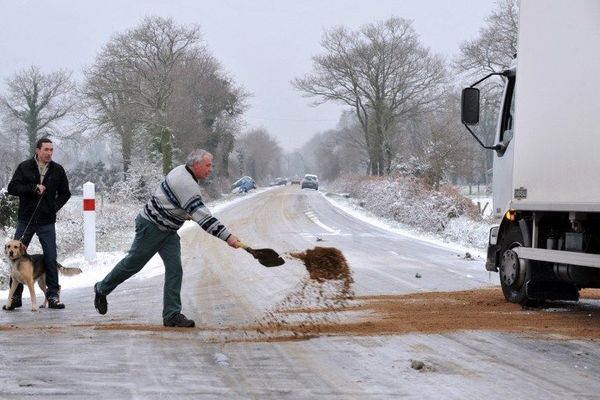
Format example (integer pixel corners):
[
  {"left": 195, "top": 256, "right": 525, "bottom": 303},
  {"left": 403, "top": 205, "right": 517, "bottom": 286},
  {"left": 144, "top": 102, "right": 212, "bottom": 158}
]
[{"left": 236, "top": 241, "right": 250, "bottom": 250}]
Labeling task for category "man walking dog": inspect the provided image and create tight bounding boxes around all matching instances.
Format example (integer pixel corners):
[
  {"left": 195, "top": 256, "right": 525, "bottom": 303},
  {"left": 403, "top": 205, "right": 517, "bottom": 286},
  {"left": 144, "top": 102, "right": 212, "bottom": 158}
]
[
  {"left": 94, "top": 149, "right": 241, "bottom": 327},
  {"left": 5, "top": 137, "right": 71, "bottom": 310}
]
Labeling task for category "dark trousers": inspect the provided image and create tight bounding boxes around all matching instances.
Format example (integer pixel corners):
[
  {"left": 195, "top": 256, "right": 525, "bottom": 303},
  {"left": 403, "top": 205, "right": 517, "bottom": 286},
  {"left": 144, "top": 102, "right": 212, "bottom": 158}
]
[
  {"left": 96, "top": 215, "right": 183, "bottom": 323},
  {"left": 10, "top": 221, "right": 59, "bottom": 300}
]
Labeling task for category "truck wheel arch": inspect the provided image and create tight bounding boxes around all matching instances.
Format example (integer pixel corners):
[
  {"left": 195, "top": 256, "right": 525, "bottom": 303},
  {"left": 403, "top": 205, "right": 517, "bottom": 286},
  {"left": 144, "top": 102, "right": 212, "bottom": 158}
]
[{"left": 497, "top": 218, "right": 539, "bottom": 306}]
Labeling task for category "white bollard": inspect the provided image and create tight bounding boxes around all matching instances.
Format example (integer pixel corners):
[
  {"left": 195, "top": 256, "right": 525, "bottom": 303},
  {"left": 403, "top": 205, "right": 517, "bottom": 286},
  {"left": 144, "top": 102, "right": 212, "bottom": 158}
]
[{"left": 83, "top": 182, "right": 96, "bottom": 262}]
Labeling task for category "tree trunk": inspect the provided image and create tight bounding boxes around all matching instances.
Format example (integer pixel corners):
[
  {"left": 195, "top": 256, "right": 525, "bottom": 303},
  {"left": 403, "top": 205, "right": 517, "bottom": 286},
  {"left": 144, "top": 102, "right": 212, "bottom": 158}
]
[
  {"left": 219, "top": 132, "right": 235, "bottom": 178},
  {"left": 374, "top": 107, "right": 386, "bottom": 176},
  {"left": 161, "top": 127, "right": 173, "bottom": 174},
  {"left": 121, "top": 132, "right": 133, "bottom": 178},
  {"left": 371, "top": 129, "right": 384, "bottom": 176},
  {"left": 27, "top": 117, "right": 39, "bottom": 156}
]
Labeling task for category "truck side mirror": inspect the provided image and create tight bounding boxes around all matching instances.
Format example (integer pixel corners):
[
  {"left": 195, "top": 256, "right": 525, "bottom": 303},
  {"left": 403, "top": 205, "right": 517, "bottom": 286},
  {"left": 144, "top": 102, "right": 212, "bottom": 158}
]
[{"left": 461, "top": 88, "right": 480, "bottom": 125}]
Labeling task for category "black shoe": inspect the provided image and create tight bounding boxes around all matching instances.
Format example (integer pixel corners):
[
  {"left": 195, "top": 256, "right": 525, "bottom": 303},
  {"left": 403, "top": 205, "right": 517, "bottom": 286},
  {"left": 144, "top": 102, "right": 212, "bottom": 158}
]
[
  {"left": 47, "top": 297, "right": 65, "bottom": 309},
  {"left": 164, "top": 313, "right": 195, "bottom": 328},
  {"left": 94, "top": 283, "right": 107, "bottom": 315},
  {"left": 2, "top": 298, "right": 22, "bottom": 311}
]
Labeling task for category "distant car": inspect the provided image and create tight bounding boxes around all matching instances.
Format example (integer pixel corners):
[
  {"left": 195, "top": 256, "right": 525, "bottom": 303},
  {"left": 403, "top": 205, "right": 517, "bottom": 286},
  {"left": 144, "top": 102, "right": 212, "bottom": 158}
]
[
  {"left": 290, "top": 177, "right": 301, "bottom": 185},
  {"left": 301, "top": 174, "right": 318, "bottom": 190},
  {"left": 269, "top": 177, "right": 288, "bottom": 186},
  {"left": 231, "top": 176, "right": 256, "bottom": 193}
]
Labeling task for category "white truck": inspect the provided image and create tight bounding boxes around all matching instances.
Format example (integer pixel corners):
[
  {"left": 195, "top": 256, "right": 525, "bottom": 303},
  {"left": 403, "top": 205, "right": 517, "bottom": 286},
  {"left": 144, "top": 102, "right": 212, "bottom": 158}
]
[{"left": 461, "top": 0, "right": 600, "bottom": 305}]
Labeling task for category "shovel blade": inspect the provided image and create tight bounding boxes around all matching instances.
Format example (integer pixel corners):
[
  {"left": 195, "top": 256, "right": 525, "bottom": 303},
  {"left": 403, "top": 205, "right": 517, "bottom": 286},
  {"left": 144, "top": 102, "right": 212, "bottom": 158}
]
[{"left": 245, "top": 247, "right": 285, "bottom": 267}]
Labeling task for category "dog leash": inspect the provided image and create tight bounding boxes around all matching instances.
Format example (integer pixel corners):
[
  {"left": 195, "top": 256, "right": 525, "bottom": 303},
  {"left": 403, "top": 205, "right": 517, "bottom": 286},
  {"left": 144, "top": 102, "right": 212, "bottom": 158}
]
[
  {"left": 17, "top": 192, "right": 44, "bottom": 242},
  {"left": 17, "top": 157, "right": 48, "bottom": 242}
]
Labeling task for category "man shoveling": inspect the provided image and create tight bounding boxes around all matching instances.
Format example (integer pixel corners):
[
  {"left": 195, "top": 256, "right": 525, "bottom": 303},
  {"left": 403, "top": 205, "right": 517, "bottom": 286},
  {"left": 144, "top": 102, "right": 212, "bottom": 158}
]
[{"left": 94, "top": 149, "right": 240, "bottom": 327}]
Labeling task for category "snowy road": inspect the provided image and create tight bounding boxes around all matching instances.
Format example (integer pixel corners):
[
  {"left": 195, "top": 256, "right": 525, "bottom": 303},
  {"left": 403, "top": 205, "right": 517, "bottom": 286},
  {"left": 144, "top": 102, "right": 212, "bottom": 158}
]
[{"left": 1, "top": 186, "right": 599, "bottom": 399}]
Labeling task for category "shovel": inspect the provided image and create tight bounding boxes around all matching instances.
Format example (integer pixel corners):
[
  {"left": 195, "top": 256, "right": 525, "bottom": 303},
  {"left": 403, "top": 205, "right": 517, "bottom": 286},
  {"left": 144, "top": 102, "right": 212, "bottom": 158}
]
[{"left": 237, "top": 242, "right": 285, "bottom": 267}]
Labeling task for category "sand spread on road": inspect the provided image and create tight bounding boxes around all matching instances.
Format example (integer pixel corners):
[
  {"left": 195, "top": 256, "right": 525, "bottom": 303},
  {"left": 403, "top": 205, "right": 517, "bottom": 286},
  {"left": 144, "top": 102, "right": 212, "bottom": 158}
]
[
  {"left": 251, "top": 288, "right": 600, "bottom": 341},
  {"left": 54, "top": 287, "right": 599, "bottom": 342},
  {"left": 251, "top": 246, "right": 600, "bottom": 342},
  {"left": 30, "top": 288, "right": 599, "bottom": 342},
  {"left": 7, "top": 246, "right": 599, "bottom": 342}
]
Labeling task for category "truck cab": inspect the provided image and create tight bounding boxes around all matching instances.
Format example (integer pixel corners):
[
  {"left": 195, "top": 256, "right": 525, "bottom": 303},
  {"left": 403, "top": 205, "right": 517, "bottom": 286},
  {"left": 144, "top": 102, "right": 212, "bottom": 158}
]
[{"left": 461, "top": 0, "right": 600, "bottom": 305}]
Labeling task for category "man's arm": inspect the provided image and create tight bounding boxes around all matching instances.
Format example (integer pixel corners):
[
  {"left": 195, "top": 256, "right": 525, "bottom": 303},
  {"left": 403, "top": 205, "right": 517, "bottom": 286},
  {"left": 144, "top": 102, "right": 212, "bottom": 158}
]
[
  {"left": 55, "top": 166, "right": 71, "bottom": 211},
  {"left": 7, "top": 164, "right": 36, "bottom": 196}
]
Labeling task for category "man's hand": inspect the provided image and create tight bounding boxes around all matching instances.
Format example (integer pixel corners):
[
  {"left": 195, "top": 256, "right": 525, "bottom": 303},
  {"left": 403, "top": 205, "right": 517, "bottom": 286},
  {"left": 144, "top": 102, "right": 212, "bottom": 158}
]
[
  {"left": 226, "top": 234, "right": 240, "bottom": 248},
  {"left": 35, "top": 184, "right": 46, "bottom": 195}
]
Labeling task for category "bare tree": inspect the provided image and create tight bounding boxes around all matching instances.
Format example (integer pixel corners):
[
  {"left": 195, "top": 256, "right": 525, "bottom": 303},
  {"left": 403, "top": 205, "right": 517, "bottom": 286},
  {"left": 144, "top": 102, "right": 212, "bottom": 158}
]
[
  {"left": 300, "top": 131, "right": 343, "bottom": 181},
  {"left": 0, "top": 66, "right": 76, "bottom": 155},
  {"left": 234, "top": 129, "right": 283, "bottom": 182},
  {"left": 454, "top": 0, "right": 519, "bottom": 180},
  {"left": 454, "top": 0, "right": 519, "bottom": 79},
  {"left": 84, "top": 17, "right": 247, "bottom": 176},
  {"left": 293, "top": 17, "right": 446, "bottom": 176},
  {"left": 102, "top": 16, "right": 201, "bottom": 174},
  {"left": 168, "top": 53, "right": 248, "bottom": 177},
  {"left": 335, "top": 111, "right": 370, "bottom": 174},
  {"left": 82, "top": 55, "right": 141, "bottom": 176},
  {"left": 417, "top": 93, "right": 474, "bottom": 190}
]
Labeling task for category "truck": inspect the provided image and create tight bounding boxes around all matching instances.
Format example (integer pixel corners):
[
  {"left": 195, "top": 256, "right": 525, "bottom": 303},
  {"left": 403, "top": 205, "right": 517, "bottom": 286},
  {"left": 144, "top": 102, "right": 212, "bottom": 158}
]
[{"left": 461, "top": 0, "right": 600, "bottom": 305}]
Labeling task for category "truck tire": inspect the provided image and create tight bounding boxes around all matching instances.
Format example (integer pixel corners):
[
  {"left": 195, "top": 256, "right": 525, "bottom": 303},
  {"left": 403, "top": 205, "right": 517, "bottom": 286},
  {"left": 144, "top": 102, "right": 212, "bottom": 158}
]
[{"left": 498, "top": 224, "right": 540, "bottom": 306}]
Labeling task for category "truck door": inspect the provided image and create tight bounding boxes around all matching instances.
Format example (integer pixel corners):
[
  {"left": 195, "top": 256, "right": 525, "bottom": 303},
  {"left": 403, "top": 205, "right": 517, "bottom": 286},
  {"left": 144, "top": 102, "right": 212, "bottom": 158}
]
[{"left": 492, "top": 74, "right": 516, "bottom": 218}]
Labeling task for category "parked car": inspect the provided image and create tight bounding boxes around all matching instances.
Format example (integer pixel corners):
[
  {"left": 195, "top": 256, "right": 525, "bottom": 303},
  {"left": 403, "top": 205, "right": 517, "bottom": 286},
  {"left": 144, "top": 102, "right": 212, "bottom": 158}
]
[
  {"left": 301, "top": 174, "right": 318, "bottom": 190},
  {"left": 231, "top": 176, "right": 256, "bottom": 193}
]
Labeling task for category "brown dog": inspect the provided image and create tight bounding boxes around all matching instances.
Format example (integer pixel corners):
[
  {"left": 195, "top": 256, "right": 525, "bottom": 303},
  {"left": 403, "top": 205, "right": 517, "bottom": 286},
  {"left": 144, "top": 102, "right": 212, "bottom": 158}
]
[{"left": 4, "top": 239, "right": 82, "bottom": 311}]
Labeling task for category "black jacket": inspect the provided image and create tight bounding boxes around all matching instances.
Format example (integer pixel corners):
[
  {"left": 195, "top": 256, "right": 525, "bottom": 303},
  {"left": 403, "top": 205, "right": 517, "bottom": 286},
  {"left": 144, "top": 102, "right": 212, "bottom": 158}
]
[{"left": 7, "top": 158, "right": 71, "bottom": 225}]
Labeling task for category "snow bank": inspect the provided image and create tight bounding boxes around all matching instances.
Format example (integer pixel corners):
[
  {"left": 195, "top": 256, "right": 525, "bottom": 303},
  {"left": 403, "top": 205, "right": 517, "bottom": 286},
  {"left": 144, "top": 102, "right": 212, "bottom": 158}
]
[{"left": 326, "top": 175, "right": 497, "bottom": 250}]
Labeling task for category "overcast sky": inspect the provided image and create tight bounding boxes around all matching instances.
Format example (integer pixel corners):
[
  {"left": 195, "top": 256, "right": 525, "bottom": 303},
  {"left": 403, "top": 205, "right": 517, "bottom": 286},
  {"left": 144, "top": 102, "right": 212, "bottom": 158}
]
[{"left": 0, "top": 0, "right": 496, "bottom": 151}]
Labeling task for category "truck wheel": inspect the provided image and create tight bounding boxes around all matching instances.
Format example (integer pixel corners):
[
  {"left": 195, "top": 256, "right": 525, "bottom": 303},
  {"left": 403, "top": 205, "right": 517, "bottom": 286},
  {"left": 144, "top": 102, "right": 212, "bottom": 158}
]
[{"left": 498, "top": 224, "right": 539, "bottom": 306}]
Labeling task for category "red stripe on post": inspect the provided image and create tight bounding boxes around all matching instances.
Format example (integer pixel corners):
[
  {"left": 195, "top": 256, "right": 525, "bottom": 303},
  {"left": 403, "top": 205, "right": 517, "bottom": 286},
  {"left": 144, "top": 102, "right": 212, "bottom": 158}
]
[{"left": 83, "top": 199, "right": 95, "bottom": 211}]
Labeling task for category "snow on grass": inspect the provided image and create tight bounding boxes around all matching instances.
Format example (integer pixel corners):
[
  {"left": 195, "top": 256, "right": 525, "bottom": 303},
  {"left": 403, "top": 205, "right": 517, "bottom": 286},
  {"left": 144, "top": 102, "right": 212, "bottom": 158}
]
[
  {"left": 324, "top": 175, "right": 498, "bottom": 257},
  {"left": 321, "top": 191, "right": 489, "bottom": 259},
  {"left": 0, "top": 187, "right": 273, "bottom": 297}
]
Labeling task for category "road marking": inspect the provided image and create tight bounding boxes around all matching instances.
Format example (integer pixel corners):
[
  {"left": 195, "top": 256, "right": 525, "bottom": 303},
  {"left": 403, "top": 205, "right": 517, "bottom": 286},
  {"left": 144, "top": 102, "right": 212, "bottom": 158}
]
[
  {"left": 305, "top": 210, "right": 340, "bottom": 234},
  {"left": 300, "top": 232, "right": 352, "bottom": 238}
]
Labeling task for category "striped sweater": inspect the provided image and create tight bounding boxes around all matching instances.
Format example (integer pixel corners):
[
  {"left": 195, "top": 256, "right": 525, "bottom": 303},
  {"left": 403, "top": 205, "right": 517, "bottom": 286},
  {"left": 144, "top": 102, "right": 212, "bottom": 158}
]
[{"left": 140, "top": 165, "right": 231, "bottom": 241}]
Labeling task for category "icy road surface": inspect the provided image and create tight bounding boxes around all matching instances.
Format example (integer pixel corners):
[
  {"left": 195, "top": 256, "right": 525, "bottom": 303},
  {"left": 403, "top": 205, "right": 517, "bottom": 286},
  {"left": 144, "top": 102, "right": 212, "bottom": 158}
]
[{"left": 1, "top": 186, "right": 599, "bottom": 399}]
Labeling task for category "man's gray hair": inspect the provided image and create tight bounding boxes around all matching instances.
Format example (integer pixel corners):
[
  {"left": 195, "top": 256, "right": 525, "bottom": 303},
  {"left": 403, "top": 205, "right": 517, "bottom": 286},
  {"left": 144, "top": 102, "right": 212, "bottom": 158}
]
[{"left": 186, "top": 149, "right": 212, "bottom": 167}]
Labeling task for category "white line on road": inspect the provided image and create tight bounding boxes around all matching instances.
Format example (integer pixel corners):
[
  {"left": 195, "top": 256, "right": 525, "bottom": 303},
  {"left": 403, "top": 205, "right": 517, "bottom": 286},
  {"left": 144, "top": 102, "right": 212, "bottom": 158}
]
[{"left": 305, "top": 210, "right": 341, "bottom": 234}]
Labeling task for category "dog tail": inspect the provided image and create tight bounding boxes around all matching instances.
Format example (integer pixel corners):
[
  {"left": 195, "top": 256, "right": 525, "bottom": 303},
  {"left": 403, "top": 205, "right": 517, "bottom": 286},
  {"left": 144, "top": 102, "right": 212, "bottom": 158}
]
[{"left": 57, "top": 262, "right": 82, "bottom": 276}]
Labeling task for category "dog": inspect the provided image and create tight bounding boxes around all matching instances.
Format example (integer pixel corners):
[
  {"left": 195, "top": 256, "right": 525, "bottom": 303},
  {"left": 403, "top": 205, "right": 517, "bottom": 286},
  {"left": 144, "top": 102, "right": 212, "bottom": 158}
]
[{"left": 4, "top": 239, "right": 82, "bottom": 311}]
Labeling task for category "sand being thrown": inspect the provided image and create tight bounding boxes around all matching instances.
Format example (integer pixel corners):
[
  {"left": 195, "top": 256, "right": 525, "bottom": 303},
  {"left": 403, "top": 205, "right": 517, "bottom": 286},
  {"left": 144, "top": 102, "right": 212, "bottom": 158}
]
[
  {"left": 290, "top": 246, "right": 353, "bottom": 293},
  {"left": 256, "top": 246, "right": 355, "bottom": 336}
]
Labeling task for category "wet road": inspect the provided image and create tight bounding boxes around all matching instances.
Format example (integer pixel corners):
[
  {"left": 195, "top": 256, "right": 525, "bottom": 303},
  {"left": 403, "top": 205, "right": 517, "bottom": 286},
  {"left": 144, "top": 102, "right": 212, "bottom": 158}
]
[{"left": 1, "top": 186, "right": 599, "bottom": 399}]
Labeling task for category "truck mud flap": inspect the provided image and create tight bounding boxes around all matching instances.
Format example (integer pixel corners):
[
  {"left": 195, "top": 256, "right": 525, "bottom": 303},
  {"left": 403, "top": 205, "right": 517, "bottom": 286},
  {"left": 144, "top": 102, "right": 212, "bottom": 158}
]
[
  {"left": 486, "top": 244, "right": 499, "bottom": 272},
  {"left": 525, "top": 280, "right": 579, "bottom": 302}
]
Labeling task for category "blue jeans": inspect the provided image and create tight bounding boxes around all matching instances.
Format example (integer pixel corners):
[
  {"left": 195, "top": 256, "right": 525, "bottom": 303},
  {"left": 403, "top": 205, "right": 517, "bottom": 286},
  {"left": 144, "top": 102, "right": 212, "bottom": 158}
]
[{"left": 12, "top": 222, "right": 59, "bottom": 300}]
